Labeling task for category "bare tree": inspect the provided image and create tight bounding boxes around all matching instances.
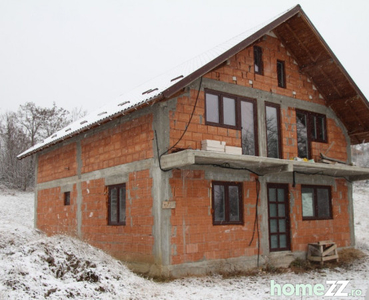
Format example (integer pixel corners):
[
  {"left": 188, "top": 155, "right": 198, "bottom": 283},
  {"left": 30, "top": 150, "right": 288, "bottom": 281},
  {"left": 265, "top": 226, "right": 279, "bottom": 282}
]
[
  {"left": 0, "top": 112, "right": 31, "bottom": 189},
  {"left": 0, "top": 102, "right": 82, "bottom": 190}
]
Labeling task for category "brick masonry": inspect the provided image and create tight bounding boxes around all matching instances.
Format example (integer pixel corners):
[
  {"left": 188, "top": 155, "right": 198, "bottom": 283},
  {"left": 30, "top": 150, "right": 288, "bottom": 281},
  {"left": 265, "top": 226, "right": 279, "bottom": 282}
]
[{"left": 34, "top": 32, "right": 354, "bottom": 276}]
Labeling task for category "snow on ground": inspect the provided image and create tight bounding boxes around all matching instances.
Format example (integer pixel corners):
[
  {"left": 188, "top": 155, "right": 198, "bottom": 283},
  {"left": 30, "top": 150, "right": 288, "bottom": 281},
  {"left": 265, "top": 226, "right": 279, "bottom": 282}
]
[{"left": 0, "top": 185, "right": 368, "bottom": 299}]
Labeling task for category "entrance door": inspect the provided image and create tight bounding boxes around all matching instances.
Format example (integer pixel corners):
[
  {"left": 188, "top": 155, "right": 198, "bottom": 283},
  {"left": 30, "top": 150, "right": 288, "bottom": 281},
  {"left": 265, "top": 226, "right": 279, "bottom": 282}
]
[{"left": 267, "top": 184, "right": 290, "bottom": 251}]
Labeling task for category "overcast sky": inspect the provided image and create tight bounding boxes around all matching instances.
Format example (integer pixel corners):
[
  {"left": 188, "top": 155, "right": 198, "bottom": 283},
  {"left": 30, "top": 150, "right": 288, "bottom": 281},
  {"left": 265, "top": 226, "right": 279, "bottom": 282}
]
[{"left": 1, "top": 0, "right": 368, "bottom": 114}]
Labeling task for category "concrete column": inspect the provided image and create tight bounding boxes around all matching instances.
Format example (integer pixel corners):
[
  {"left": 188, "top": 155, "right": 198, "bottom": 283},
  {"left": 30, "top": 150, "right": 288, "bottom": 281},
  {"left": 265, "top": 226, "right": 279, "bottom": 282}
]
[
  {"left": 151, "top": 100, "right": 176, "bottom": 275},
  {"left": 34, "top": 153, "right": 39, "bottom": 229},
  {"left": 76, "top": 140, "right": 83, "bottom": 238}
]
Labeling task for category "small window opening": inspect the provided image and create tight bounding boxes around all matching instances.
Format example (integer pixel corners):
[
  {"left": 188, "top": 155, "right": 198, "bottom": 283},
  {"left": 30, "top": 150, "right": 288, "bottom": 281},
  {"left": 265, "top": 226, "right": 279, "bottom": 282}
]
[
  {"left": 64, "top": 192, "right": 70, "bottom": 206},
  {"left": 254, "top": 46, "right": 263, "bottom": 75},
  {"left": 277, "top": 60, "right": 286, "bottom": 88}
]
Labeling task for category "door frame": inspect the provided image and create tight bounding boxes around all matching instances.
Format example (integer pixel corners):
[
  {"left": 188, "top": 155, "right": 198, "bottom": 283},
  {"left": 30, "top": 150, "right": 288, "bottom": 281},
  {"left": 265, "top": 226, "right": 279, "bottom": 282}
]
[{"left": 267, "top": 183, "right": 291, "bottom": 252}]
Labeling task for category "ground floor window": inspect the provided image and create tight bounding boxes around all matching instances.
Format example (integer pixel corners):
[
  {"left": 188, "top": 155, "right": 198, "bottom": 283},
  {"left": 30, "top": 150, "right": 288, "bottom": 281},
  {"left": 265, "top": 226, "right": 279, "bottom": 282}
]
[
  {"left": 64, "top": 191, "right": 70, "bottom": 206},
  {"left": 108, "top": 184, "right": 126, "bottom": 225},
  {"left": 212, "top": 181, "right": 243, "bottom": 225},
  {"left": 301, "top": 185, "right": 332, "bottom": 220}
]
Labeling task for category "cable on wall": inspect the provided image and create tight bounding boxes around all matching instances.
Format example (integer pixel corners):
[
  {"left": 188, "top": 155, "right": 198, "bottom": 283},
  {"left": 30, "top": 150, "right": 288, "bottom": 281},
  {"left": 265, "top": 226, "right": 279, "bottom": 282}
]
[
  {"left": 248, "top": 178, "right": 261, "bottom": 267},
  {"left": 156, "top": 77, "right": 203, "bottom": 172}
]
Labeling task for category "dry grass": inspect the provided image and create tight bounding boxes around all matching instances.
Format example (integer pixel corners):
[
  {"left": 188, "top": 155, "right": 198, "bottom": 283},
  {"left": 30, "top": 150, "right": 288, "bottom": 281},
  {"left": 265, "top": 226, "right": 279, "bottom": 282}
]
[{"left": 290, "top": 248, "right": 367, "bottom": 274}]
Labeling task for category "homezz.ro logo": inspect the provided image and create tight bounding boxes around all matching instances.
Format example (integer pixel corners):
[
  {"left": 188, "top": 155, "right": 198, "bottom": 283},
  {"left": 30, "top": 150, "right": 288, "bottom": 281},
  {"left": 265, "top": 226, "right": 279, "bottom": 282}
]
[{"left": 270, "top": 280, "right": 363, "bottom": 297}]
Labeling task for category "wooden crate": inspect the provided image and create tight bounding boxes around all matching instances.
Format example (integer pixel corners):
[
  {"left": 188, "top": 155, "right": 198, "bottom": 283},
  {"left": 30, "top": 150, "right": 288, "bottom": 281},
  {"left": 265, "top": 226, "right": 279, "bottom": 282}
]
[{"left": 307, "top": 240, "right": 339, "bottom": 264}]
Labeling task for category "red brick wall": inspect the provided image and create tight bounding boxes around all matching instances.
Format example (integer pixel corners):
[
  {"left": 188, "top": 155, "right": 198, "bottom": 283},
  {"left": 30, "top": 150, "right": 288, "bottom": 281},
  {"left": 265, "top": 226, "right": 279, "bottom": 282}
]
[
  {"left": 205, "top": 35, "right": 323, "bottom": 104},
  {"left": 169, "top": 34, "right": 348, "bottom": 163},
  {"left": 37, "top": 185, "right": 78, "bottom": 235},
  {"left": 169, "top": 170, "right": 261, "bottom": 265},
  {"left": 81, "top": 170, "right": 154, "bottom": 263},
  {"left": 290, "top": 179, "right": 351, "bottom": 251},
  {"left": 81, "top": 114, "right": 154, "bottom": 173},
  {"left": 169, "top": 90, "right": 241, "bottom": 151},
  {"left": 37, "top": 143, "right": 77, "bottom": 183}
]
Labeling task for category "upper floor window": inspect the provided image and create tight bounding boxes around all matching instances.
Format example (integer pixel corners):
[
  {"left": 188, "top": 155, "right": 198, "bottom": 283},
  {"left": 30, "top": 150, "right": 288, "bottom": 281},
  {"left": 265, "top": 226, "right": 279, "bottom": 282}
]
[
  {"left": 205, "top": 90, "right": 258, "bottom": 156},
  {"left": 277, "top": 60, "right": 286, "bottom": 88},
  {"left": 212, "top": 181, "right": 243, "bottom": 225},
  {"left": 265, "top": 102, "right": 282, "bottom": 158},
  {"left": 301, "top": 185, "right": 332, "bottom": 220},
  {"left": 108, "top": 184, "right": 126, "bottom": 226},
  {"left": 205, "top": 91, "right": 237, "bottom": 128},
  {"left": 296, "top": 110, "right": 327, "bottom": 159},
  {"left": 254, "top": 46, "right": 263, "bottom": 75}
]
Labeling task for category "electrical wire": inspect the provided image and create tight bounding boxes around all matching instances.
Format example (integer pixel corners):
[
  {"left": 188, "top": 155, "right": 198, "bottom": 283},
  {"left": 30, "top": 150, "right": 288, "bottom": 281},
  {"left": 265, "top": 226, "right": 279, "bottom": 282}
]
[
  {"left": 156, "top": 77, "right": 203, "bottom": 172},
  {"left": 248, "top": 178, "right": 261, "bottom": 267}
]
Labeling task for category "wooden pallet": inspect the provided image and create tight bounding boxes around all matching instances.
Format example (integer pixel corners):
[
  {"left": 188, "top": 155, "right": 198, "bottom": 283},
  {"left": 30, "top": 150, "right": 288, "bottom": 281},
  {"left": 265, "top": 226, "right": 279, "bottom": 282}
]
[{"left": 307, "top": 240, "right": 339, "bottom": 264}]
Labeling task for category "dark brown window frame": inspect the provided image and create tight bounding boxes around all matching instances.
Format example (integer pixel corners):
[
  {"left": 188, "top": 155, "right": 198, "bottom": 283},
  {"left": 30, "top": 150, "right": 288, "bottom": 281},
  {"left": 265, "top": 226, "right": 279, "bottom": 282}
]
[
  {"left": 108, "top": 183, "right": 126, "bottom": 226},
  {"left": 254, "top": 45, "right": 263, "bottom": 75},
  {"left": 265, "top": 102, "right": 282, "bottom": 159},
  {"left": 212, "top": 181, "right": 243, "bottom": 225},
  {"left": 64, "top": 191, "right": 70, "bottom": 206},
  {"left": 277, "top": 60, "right": 286, "bottom": 88},
  {"left": 205, "top": 89, "right": 259, "bottom": 156},
  {"left": 296, "top": 109, "right": 327, "bottom": 159},
  {"left": 301, "top": 185, "right": 332, "bottom": 220}
]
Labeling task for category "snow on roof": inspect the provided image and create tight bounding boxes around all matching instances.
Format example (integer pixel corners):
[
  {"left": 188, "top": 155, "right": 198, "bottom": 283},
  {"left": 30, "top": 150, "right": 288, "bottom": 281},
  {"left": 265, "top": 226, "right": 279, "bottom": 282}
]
[{"left": 17, "top": 6, "right": 297, "bottom": 159}]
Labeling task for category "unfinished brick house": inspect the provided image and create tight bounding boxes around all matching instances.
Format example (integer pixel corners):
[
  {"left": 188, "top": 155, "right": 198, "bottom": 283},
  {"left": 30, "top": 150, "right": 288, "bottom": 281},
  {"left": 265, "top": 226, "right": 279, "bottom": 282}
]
[{"left": 19, "top": 5, "right": 369, "bottom": 277}]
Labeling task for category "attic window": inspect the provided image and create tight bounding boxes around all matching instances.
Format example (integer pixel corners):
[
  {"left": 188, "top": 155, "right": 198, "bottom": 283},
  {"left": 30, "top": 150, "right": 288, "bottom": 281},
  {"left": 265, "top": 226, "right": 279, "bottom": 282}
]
[
  {"left": 277, "top": 60, "right": 286, "bottom": 88},
  {"left": 254, "top": 46, "right": 263, "bottom": 75},
  {"left": 118, "top": 101, "right": 130, "bottom": 106}
]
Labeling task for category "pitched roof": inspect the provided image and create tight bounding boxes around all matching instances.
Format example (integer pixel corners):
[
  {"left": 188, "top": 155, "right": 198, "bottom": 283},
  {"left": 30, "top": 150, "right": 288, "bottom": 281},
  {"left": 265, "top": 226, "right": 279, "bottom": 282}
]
[{"left": 18, "top": 4, "right": 369, "bottom": 159}]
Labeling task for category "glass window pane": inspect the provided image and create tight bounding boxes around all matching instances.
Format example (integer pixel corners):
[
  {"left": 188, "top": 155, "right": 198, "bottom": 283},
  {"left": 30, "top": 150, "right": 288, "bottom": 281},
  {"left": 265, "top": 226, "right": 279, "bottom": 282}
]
[
  {"left": 279, "top": 234, "right": 287, "bottom": 248},
  {"left": 317, "top": 188, "right": 330, "bottom": 218},
  {"left": 277, "top": 188, "right": 285, "bottom": 202},
  {"left": 229, "top": 185, "right": 240, "bottom": 221},
  {"left": 269, "top": 188, "right": 276, "bottom": 202},
  {"left": 311, "top": 115, "right": 317, "bottom": 139},
  {"left": 302, "top": 188, "right": 314, "bottom": 217},
  {"left": 119, "top": 187, "right": 126, "bottom": 223},
  {"left": 278, "top": 204, "right": 286, "bottom": 217},
  {"left": 319, "top": 116, "right": 326, "bottom": 140},
  {"left": 241, "top": 101, "right": 256, "bottom": 155},
  {"left": 266, "top": 106, "right": 280, "bottom": 158},
  {"left": 270, "top": 235, "right": 278, "bottom": 249},
  {"left": 296, "top": 112, "right": 309, "bottom": 158},
  {"left": 206, "top": 93, "right": 219, "bottom": 123},
  {"left": 269, "top": 203, "right": 277, "bottom": 217},
  {"left": 270, "top": 219, "right": 277, "bottom": 233},
  {"left": 223, "top": 97, "right": 236, "bottom": 126},
  {"left": 279, "top": 219, "right": 286, "bottom": 232},
  {"left": 110, "top": 187, "right": 118, "bottom": 223},
  {"left": 214, "top": 185, "right": 225, "bottom": 222}
]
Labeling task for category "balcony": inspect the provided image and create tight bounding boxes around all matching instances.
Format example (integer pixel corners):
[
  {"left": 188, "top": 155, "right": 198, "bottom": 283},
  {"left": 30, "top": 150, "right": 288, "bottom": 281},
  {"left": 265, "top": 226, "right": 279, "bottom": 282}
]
[{"left": 160, "top": 149, "right": 369, "bottom": 181}]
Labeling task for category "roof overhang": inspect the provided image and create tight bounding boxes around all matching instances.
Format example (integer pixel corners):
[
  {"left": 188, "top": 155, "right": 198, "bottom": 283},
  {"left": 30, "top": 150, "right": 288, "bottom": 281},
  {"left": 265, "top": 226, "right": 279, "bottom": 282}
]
[{"left": 161, "top": 150, "right": 369, "bottom": 181}]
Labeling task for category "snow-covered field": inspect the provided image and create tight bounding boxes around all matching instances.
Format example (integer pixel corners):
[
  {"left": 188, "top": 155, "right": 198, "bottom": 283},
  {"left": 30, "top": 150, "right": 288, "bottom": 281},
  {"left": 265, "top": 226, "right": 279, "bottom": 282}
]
[{"left": 0, "top": 185, "right": 368, "bottom": 299}]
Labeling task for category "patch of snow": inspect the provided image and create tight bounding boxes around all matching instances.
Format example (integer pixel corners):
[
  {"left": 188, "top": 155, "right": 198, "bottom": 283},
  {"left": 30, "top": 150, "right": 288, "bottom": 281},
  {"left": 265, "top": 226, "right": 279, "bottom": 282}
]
[{"left": 0, "top": 184, "right": 368, "bottom": 299}]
